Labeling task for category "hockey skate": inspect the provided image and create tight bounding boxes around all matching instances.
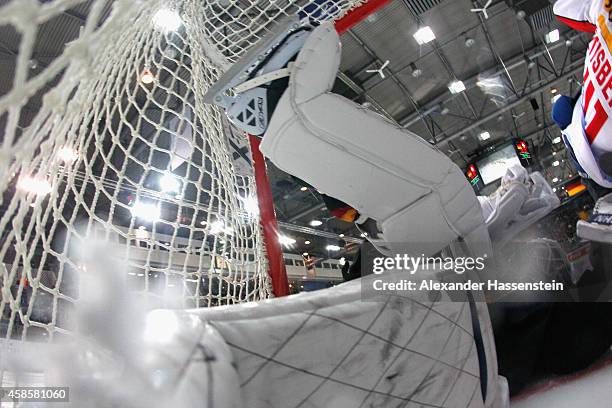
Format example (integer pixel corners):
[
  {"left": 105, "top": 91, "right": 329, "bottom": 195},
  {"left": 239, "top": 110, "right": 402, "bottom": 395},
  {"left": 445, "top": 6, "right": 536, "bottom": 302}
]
[
  {"left": 577, "top": 193, "right": 612, "bottom": 243},
  {"left": 477, "top": 165, "right": 560, "bottom": 245},
  {"left": 204, "top": 16, "right": 314, "bottom": 136}
]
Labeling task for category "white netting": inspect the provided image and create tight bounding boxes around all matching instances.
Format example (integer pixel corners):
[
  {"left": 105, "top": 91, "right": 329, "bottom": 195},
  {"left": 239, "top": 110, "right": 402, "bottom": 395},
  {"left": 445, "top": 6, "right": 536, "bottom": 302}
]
[{"left": 0, "top": 0, "right": 365, "bottom": 342}]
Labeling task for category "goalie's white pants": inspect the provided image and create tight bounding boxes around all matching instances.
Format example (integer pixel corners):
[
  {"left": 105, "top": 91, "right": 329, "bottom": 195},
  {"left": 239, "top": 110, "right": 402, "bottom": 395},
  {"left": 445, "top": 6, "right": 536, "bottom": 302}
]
[{"left": 179, "top": 275, "right": 509, "bottom": 408}]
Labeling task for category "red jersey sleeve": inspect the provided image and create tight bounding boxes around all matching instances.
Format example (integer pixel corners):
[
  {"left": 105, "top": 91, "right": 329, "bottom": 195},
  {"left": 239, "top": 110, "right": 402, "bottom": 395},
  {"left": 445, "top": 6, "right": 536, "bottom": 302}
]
[{"left": 553, "top": 0, "right": 596, "bottom": 33}]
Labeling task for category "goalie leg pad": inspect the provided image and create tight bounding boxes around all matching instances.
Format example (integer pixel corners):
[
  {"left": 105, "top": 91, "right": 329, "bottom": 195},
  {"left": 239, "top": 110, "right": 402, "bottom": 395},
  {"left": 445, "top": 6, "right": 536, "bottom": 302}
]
[{"left": 260, "top": 23, "right": 491, "bottom": 257}]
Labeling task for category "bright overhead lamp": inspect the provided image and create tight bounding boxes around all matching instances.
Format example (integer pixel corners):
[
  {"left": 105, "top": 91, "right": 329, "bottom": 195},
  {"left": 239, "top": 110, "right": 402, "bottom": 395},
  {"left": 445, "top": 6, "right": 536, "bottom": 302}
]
[
  {"left": 479, "top": 131, "right": 491, "bottom": 141},
  {"left": 552, "top": 136, "right": 562, "bottom": 144},
  {"left": 57, "top": 147, "right": 78, "bottom": 163},
  {"left": 552, "top": 160, "right": 560, "bottom": 167},
  {"left": 552, "top": 177, "right": 559, "bottom": 183},
  {"left": 545, "top": 29, "right": 560, "bottom": 44},
  {"left": 131, "top": 201, "right": 160, "bottom": 222},
  {"left": 210, "top": 220, "right": 233, "bottom": 235},
  {"left": 279, "top": 235, "right": 296, "bottom": 247},
  {"left": 410, "top": 62, "right": 422, "bottom": 78},
  {"left": 304, "top": 240, "right": 311, "bottom": 245},
  {"left": 339, "top": 257, "right": 346, "bottom": 266},
  {"left": 17, "top": 176, "right": 52, "bottom": 196},
  {"left": 309, "top": 220, "right": 323, "bottom": 227},
  {"left": 326, "top": 244, "right": 341, "bottom": 251},
  {"left": 448, "top": 80, "right": 466, "bottom": 94},
  {"left": 152, "top": 9, "right": 182, "bottom": 32},
  {"left": 300, "top": 186, "right": 308, "bottom": 191},
  {"left": 140, "top": 69, "right": 155, "bottom": 84},
  {"left": 339, "top": 233, "right": 345, "bottom": 238},
  {"left": 159, "top": 174, "right": 180, "bottom": 193},
  {"left": 413, "top": 26, "right": 436, "bottom": 45}
]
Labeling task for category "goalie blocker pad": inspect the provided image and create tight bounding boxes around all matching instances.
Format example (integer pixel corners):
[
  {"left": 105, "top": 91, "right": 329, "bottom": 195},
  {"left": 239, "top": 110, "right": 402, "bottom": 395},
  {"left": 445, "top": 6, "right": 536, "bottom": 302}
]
[{"left": 259, "top": 23, "right": 491, "bottom": 258}]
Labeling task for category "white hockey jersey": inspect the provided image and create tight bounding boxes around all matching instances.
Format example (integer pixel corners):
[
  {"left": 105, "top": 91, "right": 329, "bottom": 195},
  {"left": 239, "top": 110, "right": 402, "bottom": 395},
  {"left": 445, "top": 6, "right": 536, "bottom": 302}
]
[{"left": 554, "top": 0, "right": 612, "bottom": 187}]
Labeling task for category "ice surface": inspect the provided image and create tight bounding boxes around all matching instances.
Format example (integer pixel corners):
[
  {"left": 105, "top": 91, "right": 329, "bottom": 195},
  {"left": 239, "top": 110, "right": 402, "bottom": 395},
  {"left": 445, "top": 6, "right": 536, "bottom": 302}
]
[{"left": 512, "top": 358, "right": 612, "bottom": 408}]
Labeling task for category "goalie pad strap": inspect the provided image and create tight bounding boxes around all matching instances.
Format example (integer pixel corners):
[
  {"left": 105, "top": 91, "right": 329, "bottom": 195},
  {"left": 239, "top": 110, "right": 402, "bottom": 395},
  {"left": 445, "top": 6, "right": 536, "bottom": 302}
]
[{"left": 233, "top": 64, "right": 294, "bottom": 94}]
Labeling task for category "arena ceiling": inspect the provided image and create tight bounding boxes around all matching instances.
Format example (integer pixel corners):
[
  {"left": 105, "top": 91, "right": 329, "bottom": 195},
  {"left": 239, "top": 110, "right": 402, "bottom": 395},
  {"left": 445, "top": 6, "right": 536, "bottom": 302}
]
[{"left": 0, "top": 0, "right": 591, "bottom": 261}]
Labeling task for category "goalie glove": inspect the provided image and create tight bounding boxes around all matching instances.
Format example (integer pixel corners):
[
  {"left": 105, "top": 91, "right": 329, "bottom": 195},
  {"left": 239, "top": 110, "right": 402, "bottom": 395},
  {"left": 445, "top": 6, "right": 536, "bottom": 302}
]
[{"left": 204, "top": 17, "right": 313, "bottom": 136}]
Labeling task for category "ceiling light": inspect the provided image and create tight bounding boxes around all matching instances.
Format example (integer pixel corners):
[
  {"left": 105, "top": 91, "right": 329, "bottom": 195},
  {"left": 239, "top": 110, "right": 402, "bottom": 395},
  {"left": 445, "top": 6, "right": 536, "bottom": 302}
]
[
  {"left": 552, "top": 160, "right": 560, "bottom": 167},
  {"left": 326, "top": 244, "right": 341, "bottom": 251},
  {"left": 302, "top": 252, "right": 309, "bottom": 257},
  {"left": 17, "top": 176, "right": 52, "bottom": 196},
  {"left": 279, "top": 235, "right": 296, "bottom": 247},
  {"left": 152, "top": 9, "right": 182, "bottom": 32},
  {"left": 552, "top": 177, "right": 559, "bottom": 183},
  {"left": 160, "top": 174, "right": 180, "bottom": 193},
  {"left": 300, "top": 186, "right": 308, "bottom": 191},
  {"left": 310, "top": 220, "right": 323, "bottom": 227},
  {"left": 131, "top": 201, "right": 160, "bottom": 222},
  {"left": 339, "top": 233, "right": 345, "bottom": 238},
  {"left": 553, "top": 188, "right": 557, "bottom": 193},
  {"left": 552, "top": 136, "right": 562, "bottom": 144},
  {"left": 57, "top": 147, "right": 78, "bottom": 163},
  {"left": 304, "top": 240, "right": 311, "bottom": 245},
  {"left": 360, "top": 232, "right": 368, "bottom": 238},
  {"left": 448, "top": 80, "right": 466, "bottom": 94},
  {"left": 413, "top": 26, "right": 436, "bottom": 45},
  {"left": 464, "top": 37, "right": 475, "bottom": 48},
  {"left": 545, "top": 29, "right": 560, "bottom": 44},
  {"left": 410, "top": 62, "right": 422, "bottom": 78},
  {"left": 550, "top": 87, "right": 558, "bottom": 94},
  {"left": 479, "top": 131, "right": 491, "bottom": 141},
  {"left": 140, "top": 69, "right": 155, "bottom": 84},
  {"left": 210, "top": 220, "right": 233, "bottom": 235},
  {"left": 339, "top": 257, "right": 346, "bottom": 266}
]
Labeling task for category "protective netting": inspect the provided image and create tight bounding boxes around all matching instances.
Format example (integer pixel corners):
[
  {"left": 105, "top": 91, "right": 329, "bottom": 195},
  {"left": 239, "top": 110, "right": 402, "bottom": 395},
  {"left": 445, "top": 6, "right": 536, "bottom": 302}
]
[{"left": 0, "top": 0, "right": 365, "bottom": 342}]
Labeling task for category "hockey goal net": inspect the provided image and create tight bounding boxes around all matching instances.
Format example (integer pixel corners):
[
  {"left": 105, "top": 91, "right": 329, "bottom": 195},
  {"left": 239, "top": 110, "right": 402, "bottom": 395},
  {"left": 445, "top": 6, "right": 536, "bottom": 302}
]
[{"left": 0, "top": 0, "right": 384, "bottom": 342}]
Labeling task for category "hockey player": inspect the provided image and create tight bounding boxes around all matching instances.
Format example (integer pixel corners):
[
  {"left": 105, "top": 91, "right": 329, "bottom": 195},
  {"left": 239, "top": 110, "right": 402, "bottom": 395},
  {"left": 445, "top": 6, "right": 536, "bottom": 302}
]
[
  {"left": 205, "top": 13, "right": 612, "bottom": 399},
  {"left": 553, "top": 0, "right": 612, "bottom": 241},
  {"left": 205, "top": 17, "right": 491, "bottom": 259}
]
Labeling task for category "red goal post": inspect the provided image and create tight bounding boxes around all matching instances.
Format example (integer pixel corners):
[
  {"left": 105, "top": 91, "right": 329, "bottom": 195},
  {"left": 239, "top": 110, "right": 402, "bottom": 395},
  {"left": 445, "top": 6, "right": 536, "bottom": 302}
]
[{"left": 251, "top": 0, "right": 394, "bottom": 297}]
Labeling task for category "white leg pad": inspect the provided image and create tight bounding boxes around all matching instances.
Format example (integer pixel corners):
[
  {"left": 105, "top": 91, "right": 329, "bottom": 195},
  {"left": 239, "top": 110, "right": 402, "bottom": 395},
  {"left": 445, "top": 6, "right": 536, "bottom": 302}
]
[{"left": 260, "top": 23, "right": 490, "bottom": 257}]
